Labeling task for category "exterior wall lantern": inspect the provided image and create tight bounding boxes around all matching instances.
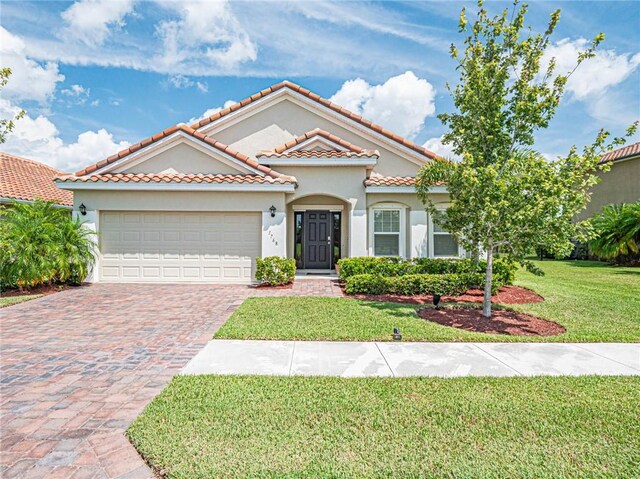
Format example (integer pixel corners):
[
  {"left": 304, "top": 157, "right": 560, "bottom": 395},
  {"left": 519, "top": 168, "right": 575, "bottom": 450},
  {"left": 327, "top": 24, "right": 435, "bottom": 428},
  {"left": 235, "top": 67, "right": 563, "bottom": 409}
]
[
  {"left": 79, "top": 203, "right": 87, "bottom": 216},
  {"left": 269, "top": 205, "right": 276, "bottom": 218}
]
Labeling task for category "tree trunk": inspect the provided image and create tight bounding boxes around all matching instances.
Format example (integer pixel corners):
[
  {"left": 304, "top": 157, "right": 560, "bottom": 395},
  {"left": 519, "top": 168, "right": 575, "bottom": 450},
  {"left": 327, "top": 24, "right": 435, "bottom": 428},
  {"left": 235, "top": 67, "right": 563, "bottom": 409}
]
[{"left": 483, "top": 246, "right": 493, "bottom": 318}]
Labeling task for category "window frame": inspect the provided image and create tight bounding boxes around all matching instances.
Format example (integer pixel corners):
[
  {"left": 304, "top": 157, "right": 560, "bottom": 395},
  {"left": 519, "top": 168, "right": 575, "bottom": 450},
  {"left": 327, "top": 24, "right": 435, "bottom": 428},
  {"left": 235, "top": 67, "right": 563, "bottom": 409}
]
[
  {"left": 368, "top": 203, "right": 407, "bottom": 258},
  {"left": 428, "top": 208, "right": 463, "bottom": 258}
]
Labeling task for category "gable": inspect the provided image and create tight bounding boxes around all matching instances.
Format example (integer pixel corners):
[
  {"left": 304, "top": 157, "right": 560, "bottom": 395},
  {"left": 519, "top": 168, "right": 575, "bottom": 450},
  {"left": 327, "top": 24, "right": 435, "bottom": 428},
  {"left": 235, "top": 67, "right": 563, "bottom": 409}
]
[
  {"left": 120, "top": 141, "right": 248, "bottom": 175},
  {"left": 206, "top": 97, "right": 423, "bottom": 177}
]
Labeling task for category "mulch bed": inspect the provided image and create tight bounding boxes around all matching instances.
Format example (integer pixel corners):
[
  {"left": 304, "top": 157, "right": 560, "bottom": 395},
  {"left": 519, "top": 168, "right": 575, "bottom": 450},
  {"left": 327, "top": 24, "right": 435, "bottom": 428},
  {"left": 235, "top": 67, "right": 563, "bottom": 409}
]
[
  {"left": 418, "top": 306, "right": 565, "bottom": 336},
  {"left": 1, "top": 283, "right": 82, "bottom": 298},
  {"left": 349, "top": 285, "right": 543, "bottom": 305},
  {"left": 252, "top": 283, "right": 294, "bottom": 290}
]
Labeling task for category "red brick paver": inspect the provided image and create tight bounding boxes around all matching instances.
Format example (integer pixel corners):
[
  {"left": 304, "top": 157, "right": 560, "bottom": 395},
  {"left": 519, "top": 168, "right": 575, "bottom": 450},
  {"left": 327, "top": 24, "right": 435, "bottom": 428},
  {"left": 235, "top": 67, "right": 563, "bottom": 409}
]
[{"left": 1, "top": 281, "right": 342, "bottom": 478}]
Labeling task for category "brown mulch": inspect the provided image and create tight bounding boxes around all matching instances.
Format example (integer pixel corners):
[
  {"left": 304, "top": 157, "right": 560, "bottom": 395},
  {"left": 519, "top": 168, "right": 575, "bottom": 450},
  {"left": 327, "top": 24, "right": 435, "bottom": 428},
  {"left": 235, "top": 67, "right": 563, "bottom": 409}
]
[
  {"left": 253, "top": 282, "right": 294, "bottom": 290},
  {"left": 1, "top": 283, "right": 83, "bottom": 298},
  {"left": 349, "top": 285, "right": 543, "bottom": 305},
  {"left": 418, "top": 306, "right": 565, "bottom": 336}
]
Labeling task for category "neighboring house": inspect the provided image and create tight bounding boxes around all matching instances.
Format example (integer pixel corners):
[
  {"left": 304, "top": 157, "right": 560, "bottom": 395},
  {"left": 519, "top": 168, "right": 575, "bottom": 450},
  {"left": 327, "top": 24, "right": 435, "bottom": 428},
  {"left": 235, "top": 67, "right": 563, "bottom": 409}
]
[
  {"left": 580, "top": 142, "right": 640, "bottom": 219},
  {"left": 56, "top": 81, "right": 458, "bottom": 284},
  {"left": 0, "top": 152, "right": 73, "bottom": 208}
]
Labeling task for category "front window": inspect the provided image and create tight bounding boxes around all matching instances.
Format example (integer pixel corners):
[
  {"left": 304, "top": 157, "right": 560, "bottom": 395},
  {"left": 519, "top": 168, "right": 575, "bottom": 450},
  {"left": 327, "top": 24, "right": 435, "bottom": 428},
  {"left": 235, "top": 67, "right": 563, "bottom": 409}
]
[
  {"left": 294, "top": 212, "right": 303, "bottom": 268},
  {"left": 332, "top": 212, "right": 341, "bottom": 265},
  {"left": 432, "top": 218, "right": 459, "bottom": 257},
  {"left": 373, "top": 209, "right": 400, "bottom": 256}
]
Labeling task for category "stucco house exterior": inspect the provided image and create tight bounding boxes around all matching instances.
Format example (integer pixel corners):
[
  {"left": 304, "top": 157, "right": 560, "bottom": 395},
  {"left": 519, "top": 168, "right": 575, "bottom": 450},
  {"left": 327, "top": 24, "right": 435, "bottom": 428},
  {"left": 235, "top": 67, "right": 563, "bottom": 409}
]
[
  {"left": 580, "top": 142, "right": 640, "bottom": 220},
  {"left": 56, "top": 81, "right": 458, "bottom": 283}
]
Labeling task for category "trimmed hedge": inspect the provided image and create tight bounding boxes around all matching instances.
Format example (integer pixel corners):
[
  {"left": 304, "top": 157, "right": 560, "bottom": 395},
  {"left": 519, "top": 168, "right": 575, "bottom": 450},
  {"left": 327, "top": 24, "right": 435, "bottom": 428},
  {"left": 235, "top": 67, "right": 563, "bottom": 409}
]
[
  {"left": 344, "top": 272, "right": 485, "bottom": 296},
  {"left": 337, "top": 257, "right": 516, "bottom": 286},
  {"left": 255, "top": 256, "right": 296, "bottom": 286}
]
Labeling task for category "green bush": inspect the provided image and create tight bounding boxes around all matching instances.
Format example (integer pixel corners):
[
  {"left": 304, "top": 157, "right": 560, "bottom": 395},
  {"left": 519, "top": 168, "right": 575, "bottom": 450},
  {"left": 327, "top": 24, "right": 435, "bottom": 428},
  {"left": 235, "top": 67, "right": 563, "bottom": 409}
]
[
  {"left": 337, "top": 256, "right": 516, "bottom": 287},
  {"left": 0, "top": 200, "right": 96, "bottom": 290},
  {"left": 589, "top": 201, "right": 640, "bottom": 263},
  {"left": 344, "top": 272, "right": 484, "bottom": 296},
  {"left": 255, "top": 256, "right": 296, "bottom": 286}
]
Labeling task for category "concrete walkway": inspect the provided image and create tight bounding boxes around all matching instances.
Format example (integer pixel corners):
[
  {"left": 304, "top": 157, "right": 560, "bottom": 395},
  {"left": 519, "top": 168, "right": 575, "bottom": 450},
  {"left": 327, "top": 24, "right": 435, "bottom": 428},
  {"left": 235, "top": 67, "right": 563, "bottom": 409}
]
[{"left": 182, "top": 340, "right": 640, "bottom": 377}]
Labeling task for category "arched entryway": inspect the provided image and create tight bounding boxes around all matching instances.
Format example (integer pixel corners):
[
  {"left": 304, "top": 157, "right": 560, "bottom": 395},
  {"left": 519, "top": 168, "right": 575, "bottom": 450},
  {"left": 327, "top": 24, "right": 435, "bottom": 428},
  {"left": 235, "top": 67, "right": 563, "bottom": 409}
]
[{"left": 286, "top": 194, "right": 351, "bottom": 271}]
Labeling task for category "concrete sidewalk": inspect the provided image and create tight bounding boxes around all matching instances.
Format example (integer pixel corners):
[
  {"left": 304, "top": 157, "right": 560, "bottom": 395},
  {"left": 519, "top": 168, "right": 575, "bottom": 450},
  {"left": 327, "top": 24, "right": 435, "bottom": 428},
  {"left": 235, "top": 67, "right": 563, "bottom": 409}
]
[{"left": 182, "top": 340, "right": 640, "bottom": 377}]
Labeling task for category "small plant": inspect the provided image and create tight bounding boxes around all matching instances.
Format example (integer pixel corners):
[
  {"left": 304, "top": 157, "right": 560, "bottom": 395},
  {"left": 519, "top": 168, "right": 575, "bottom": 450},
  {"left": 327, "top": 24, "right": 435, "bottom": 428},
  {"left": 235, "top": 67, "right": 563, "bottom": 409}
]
[
  {"left": 255, "top": 256, "right": 296, "bottom": 286},
  {"left": 589, "top": 202, "right": 640, "bottom": 263},
  {"left": 0, "top": 200, "right": 96, "bottom": 290}
]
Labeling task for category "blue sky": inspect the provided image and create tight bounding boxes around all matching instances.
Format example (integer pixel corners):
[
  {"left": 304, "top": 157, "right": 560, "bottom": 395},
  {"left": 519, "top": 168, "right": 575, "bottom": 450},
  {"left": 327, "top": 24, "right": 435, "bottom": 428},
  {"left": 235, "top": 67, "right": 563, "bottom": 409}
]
[{"left": 1, "top": 0, "right": 639, "bottom": 172}]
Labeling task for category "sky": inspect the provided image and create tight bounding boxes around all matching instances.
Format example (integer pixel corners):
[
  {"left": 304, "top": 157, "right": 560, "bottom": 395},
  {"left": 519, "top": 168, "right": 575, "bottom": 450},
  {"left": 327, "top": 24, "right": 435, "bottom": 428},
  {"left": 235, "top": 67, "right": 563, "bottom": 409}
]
[{"left": 1, "top": 0, "right": 639, "bottom": 173}]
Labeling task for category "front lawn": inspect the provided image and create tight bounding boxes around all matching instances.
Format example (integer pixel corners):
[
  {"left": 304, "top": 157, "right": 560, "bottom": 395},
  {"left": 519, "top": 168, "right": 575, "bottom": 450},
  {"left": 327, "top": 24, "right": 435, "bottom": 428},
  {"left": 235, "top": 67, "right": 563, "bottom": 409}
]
[
  {"left": 0, "top": 294, "right": 42, "bottom": 308},
  {"left": 215, "top": 260, "right": 639, "bottom": 342},
  {"left": 127, "top": 375, "right": 640, "bottom": 479}
]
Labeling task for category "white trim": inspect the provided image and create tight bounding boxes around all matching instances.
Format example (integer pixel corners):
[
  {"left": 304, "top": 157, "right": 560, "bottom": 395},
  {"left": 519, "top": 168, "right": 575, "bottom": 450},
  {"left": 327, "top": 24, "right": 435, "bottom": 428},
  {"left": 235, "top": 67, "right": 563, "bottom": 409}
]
[
  {"left": 427, "top": 208, "right": 464, "bottom": 258},
  {"left": 55, "top": 181, "right": 295, "bottom": 193},
  {"left": 0, "top": 197, "right": 72, "bottom": 209},
  {"left": 365, "top": 185, "right": 448, "bottom": 194},
  {"left": 197, "top": 88, "right": 434, "bottom": 168},
  {"left": 410, "top": 210, "right": 428, "bottom": 258},
  {"left": 257, "top": 157, "right": 377, "bottom": 166},
  {"left": 292, "top": 204, "right": 344, "bottom": 212},
  {"left": 286, "top": 136, "right": 350, "bottom": 152},
  {"left": 368, "top": 203, "right": 407, "bottom": 258},
  {"left": 93, "top": 131, "right": 264, "bottom": 176}
]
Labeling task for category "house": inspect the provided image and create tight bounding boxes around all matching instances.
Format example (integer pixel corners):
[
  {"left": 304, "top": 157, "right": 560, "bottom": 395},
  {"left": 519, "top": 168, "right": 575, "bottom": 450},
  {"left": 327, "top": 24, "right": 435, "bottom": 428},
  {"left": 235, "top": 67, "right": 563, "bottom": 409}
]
[
  {"left": 0, "top": 152, "right": 73, "bottom": 208},
  {"left": 55, "top": 81, "right": 459, "bottom": 284},
  {"left": 580, "top": 141, "right": 640, "bottom": 219}
]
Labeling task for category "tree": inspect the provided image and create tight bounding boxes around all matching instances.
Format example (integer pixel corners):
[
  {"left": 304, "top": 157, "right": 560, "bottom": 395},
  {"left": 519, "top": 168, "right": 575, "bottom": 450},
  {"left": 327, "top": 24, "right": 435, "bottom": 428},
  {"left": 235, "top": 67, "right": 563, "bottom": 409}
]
[
  {"left": 415, "top": 0, "right": 636, "bottom": 317},
  {"left": 0, "top": 68, "right": 25, "bottom": 144}
]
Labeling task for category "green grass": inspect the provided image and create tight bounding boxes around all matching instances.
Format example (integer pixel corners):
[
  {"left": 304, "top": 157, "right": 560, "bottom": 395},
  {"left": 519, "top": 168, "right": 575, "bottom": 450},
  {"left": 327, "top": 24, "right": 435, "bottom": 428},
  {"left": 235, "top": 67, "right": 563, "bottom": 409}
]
[
  {"left": 127, "top": 375, "right": 640, "bottom": 479},
  {"left": 215, "top": 260, "right": 639, "bottom": 342},
  {"left": 0, "top": 294, "right": 42, "bottom": 308}
]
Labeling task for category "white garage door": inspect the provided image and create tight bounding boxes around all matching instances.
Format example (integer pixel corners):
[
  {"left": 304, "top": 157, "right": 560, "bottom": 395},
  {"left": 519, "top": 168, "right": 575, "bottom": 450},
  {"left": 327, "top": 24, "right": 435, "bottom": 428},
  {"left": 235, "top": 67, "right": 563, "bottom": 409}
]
[{"left": 100, "top": 211, "right": 260, "bottom": 283}]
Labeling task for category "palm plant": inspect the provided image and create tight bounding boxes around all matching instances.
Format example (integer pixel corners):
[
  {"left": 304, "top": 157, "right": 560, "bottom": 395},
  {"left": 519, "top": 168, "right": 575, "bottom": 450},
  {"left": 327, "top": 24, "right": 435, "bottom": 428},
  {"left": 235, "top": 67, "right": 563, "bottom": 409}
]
[
  {"left": 0, "top": 200, "right": 96, "bottom": 290},
  {"left": 589, "top": 201, "right": 640, "bottom": 262}
]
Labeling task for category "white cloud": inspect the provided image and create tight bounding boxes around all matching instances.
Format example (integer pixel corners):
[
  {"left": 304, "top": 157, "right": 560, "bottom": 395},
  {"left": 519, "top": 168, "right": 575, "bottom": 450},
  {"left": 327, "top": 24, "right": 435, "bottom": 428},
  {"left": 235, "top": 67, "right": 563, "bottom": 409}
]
[
  {"left": 0, "top": 27, "right": 64, "bottom": 103},
  {"left": 330, "top": 71, "right": 436, "bottom": 139},
  {"left": 188, "top": 100, "right": 237, "bottom": 124},
  {"left": 544, "top": 38, "right": 640, "bottom": 100},
  {"left": 60, "top": 84, "right": 91, "bottom": 105},
  {"left": 154, "top": 1, "right": 257, "bottom": 72},
  {"left": 1, "top": 99, "right": 130, "bottom": 173},
  {"left": 60, "top": 0, "right": 136, "bottom": 47},
  {"left": 423, "top": 135, "right": 460, "bottom": 160},
  {"left": 167, "top": 74, "right": 208, "bottom": 93}
]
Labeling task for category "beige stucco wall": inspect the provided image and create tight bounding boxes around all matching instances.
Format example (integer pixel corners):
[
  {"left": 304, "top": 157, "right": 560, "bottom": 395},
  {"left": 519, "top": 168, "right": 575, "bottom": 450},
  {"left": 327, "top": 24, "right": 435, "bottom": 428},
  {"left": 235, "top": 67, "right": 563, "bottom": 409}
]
[
  {"left": 580, "top": 157, "right": 640, "bottom": 219},
  {"left": 121, "top": 142, "right": 248, "bottom": 175},
  {"left": 73, "top": 190, "right": 286, "bottom": 212},
  {"left": 209, "top": 98, "right": 425, "bottom": 177}
]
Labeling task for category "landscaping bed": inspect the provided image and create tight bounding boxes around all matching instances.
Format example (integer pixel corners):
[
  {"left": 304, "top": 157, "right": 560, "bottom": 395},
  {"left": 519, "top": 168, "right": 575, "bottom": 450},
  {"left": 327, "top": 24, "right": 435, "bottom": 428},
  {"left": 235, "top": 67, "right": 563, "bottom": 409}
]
[
  {"left": 418, "top": 305, "right": 565, "bottom": 336},
  {"left": 349, "top": 284, "right": 543, "bottom": 305},
  {"left": 127, "top": 375, "right": 640, "bottom": 479}
]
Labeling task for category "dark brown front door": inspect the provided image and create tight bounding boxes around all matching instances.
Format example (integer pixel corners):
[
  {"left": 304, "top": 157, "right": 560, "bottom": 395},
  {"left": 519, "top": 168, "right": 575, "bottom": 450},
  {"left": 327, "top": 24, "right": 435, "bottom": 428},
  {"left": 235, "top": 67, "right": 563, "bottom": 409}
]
[{"left": 303, "top": 211, "right": 331, "bottom": 269}]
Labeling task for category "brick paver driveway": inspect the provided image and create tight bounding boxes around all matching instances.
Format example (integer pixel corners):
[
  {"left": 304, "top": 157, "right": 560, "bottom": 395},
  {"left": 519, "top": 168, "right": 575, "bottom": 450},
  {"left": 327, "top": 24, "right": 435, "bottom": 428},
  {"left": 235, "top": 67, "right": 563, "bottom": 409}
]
[{"left": 1, "top": 280, "right": 342, "bottom": 478}]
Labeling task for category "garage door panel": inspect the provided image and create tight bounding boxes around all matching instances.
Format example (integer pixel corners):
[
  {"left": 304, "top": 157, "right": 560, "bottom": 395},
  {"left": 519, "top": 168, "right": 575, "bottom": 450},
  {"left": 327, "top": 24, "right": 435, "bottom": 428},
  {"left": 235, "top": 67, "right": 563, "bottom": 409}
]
[{"left": 100, "top": 211, "right": 260, "bottom": 283}]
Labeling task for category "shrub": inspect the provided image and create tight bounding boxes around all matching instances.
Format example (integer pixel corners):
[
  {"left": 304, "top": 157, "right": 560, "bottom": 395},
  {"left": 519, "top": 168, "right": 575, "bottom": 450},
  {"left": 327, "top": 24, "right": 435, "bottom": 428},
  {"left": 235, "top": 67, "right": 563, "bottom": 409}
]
[
  {"left": 0, "top": 200, "right": 96, "bottom": 290},
  {"left": 344, "top": 272, "right": 485, "bottom": 296},
  {"left": 589, "top": 202, "right": 640, "bottom": 263},
  {"left": 337, "top": 256, "right": 516, "bottom": 287},
  {"left": 255, "top": 256, "right": 296, "bottom": 286}
]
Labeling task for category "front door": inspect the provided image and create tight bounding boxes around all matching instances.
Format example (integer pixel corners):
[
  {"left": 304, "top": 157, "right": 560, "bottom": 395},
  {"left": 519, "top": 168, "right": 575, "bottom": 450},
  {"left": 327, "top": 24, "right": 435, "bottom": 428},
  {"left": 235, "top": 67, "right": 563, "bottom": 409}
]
[{"left": 303, "top": 211, "right": 331, "bottom": 269}]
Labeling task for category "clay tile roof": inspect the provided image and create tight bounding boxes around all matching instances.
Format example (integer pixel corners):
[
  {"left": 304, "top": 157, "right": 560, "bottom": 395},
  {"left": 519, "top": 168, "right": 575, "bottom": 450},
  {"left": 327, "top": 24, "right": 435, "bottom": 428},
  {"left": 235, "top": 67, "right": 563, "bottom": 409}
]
[
  {"left": 363, "top": 176, "right": 416, "bottom": 187},
  {"left": 55, "top": 173, "right": 296, "bottom": 185},
  {"left": 191, "top": 82, "right": 440, "bottom": 161},
  {"left": 1, "top": 152, "right": 73, "bottom": 206},
  {"left": 272, "top": 128, "right": 368, "bottom": 154},
  {"left": 257, "top": 150, "right": 379, "bottom": 159},
  {"left": 73, "top": 124, "right": 292, "bottom": 181},
  {"left": 600, "top": 141, "right": 640, "bottom": 164}
]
